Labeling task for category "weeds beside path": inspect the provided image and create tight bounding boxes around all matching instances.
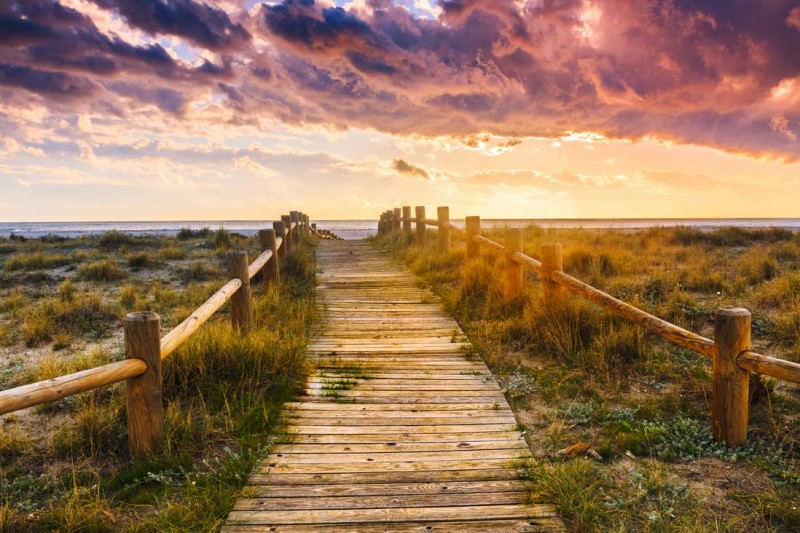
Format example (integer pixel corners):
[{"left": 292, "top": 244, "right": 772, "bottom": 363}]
[
  {"left": 0, "top": 232, "right": 317, "bottom": 531},
  {"left": 374, "top": 226, "right": 800, "bottom": 532}
]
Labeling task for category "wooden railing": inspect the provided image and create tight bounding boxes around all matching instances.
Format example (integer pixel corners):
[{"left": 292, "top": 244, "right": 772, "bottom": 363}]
[
  {"left": 0, "top": 211, "right": 339, "bottom": 457},
  {"left": 378, "top": 207, "right": 800, "bottom": 446}
]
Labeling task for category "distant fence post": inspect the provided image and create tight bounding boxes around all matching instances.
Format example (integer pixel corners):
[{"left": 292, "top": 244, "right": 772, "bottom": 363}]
[
  {"left": 402, "top": 206, "right": 412, "bottom": 236},
  {"left": 541, "top": 243, "right": 563, "bottom": 305},
  {"left": 273, "top": 221, "right": 287, "bottom": 260},
  {"left": 504, "top": 228, "right": 523, "bottom": 299},
  {"left": 712, "top": 308, "right": 751, "bottom": 446},
  {"left": 281, "top": 215, "right": 293, "bottom": 253},
  {"left": 466, "top": 216, "right": 480, "bottom": 259},
  {"left": 378, "top": 214, "right": 385, "bottom": 236},
  {"left": 437, "top": 206, "right": 450, "bottom": 252},
  {"left": 290, "top": 211, "right": 300, "bottom": 242},
  {"left": 393, "top": 208, "right": 402, "bottom": 233},
  {"left": 416, "top": 206, "right": 426, "bottom": 246},
  {"left": 226, "top": 251, "right": 253, "bottom": 332},
  {"left": 124, "top": 311, "right": 163, "bottom": 458},
  {"left": 259, "top": 229, "right": 280, "bottom": 289}
]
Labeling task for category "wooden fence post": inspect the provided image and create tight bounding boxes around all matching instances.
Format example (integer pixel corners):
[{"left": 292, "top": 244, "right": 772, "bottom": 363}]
[
  {"left": 504, "top": 228, "right": 523, "bottom": 299},
  {"left": 466, "top": 216, "right": 480, "bottom": 259},
  {"left": 541, "top": 243, "right": 563, "bottom": 305},
  {"left": 259, "top": 229, "right": 279, "bottom": 289},
  {"left": 402, "top": 206, "right": 412, "bottom": 236},
  {"left": 281, "top": 215, "right": 293, "bottom": 253},
  {"left": 273, "top": 221, "right": 287, "bottom": 260},
  {"left": 712, "top": 308, "right": 751, "bottom": 446},
  {"left": 297, "top": 212, "right": 304, "bottom": 239},
  {"left": 290, "top": 211, "right": 300, "bottom": 242},
  {"left": 124, "top": 311, "right": 163, "bottom": 458},
  {"left": 305, "top": 214, "right": 310, "bottom": 237},
  {"left": 416, "top": 206, "right": 426, "bottom": 246},
  {"left": 393, "top": 208, "right": 402, "bottom": 233},
  {"left": 226, "top": 251, "right": 253, "bottom": 332},
  {"left": 378, "top": 213, "right": 385, "bottom": 236},
  {"left": 437, "top": 206, "right": 450, "bottom": 252}
]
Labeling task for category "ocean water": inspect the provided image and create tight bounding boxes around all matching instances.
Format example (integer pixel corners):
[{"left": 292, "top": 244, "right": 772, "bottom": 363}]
[{"left": 1, "top": 219, "right": 799, "bottom": 241}]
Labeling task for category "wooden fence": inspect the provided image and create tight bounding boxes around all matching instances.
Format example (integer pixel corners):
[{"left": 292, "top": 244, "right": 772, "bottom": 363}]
[
  {"left": 378, "top": 207, "right": 800, "bottom": 446},
  {"left": 0, "top": 212, "right": 339, "bottom": 457}
]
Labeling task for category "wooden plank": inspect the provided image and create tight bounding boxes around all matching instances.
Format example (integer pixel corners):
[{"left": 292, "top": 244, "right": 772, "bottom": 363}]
[
  {"left": 223, "top": 518, "right": 562, "bottom": 532},
  {"left": 269, "top": 441, "right": 529, "bottom": 455},
  {"left": 257, "top": 458, "right": 527, "bottom": 475},
  {"left": 233, "top": 491, "right": 528, "bottom": 511},
  {"left": 247, "top": 468, "right": 523, "bottom": 485},
  {"left": 278, "top": 431, "right": 522, "bottom": 444},
  {"left": 266, "top": 449, "right": 528, "bottom": 465},
  {"left": 225, "top": 504, "right": 557, "bottom": 526},
  {"left": 243, "top": 479, "right": 528, "bottom": 497}
]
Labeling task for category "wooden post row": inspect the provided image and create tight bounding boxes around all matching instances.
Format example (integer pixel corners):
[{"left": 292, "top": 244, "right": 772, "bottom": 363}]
[
  {"left": 504, "top": 229, "right": 522, "bottom": 299},
  {"left": 541, "top": 243, "right": 563, "bottom": 305},
  {"left": 281, "top": 215, "right": 293, "bottom": 253},
  {"left": 402, "top": 206, "right": 412, "bottom": 235},
  {"left": 393, "top": 208, "right": 401, "bottom": 233},
  {"left": 290, "top": 211, "right": 299, "bottom": 243},
  {"left": 259, "top": 229, "right": 280, "bottom": 288},
  {"left": 226, "top": 251, "right": 253, "bottom": 332},
  {"left": 416, "top": 206, "right": 426, "bottom": 246},
  {"left": 438, "top": 206, "right": 450, "bottom": 252},
  {"left": 712, "top": 308, "right": 751, "bottom": 445},
  {"left": 273, "top": 220, "right": 287, "bottom": 260},
  {"left": 466, "top": 216, "right": 480, "bottom": 259},
  {"left": 124, "top": 311, "right": 163, "bottom": 457}
]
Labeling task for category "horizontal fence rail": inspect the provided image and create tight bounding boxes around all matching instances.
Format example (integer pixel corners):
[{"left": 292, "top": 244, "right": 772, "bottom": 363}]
[
  {"left": 0, "top": 212, "right": 340, "bottom": 457},
  {"left": 378, "top": 205, "right": 800, "bottom": 446}
]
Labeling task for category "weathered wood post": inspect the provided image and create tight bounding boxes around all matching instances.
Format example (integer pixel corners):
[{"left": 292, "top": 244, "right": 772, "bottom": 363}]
[
  {"left": 416, "top": 206, "right": 426, "bottom": 246},
  {"left": 259, "top": 229, "right": 279, "bottom": 289},
  {"left": 281, "top": 215, "right": 293, "bottom": 253},
  {"left": 393, "top": 208, "right": 402, "bottom": 233},
  {"left": 273, "top": 221, "right": 287, "bottom": 260},
  {"left": 124, "top": 311, "right": 163, "bottom": 458},
  {"left": 541, "top": 243, "right": 563, "bottom": 305},
  {"left": 437, "top": 206, "right": 450, "bottom": 252},
  {"left": 290, "top": 211, "right": 300, "bottom": 242},
  {"left": 712, "top": 308, "right": 751, "bottom": 446},
  {"left": 402, "top": 206, "right": 412, "bottom": 236},
  {"left": 466, "top": 216, "right": 481, "bottom": 259},
  {"left": 379, "top": 213, "right": 385, "bottom": 236},
  {"left": 504, "top": 228, "right": 523, "bottom": 299},
  {"left": 226, "top": 251, "right": 253, "bottom": 332},
  {"left": 305, "top": 215, "right": 310, "bottom": 237},
  {"left": 297, "top": 212, "right": 304, "bottom": 239}
]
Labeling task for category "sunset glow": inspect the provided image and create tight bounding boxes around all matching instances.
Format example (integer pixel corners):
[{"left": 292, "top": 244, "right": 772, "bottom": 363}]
[{"left": 1, "top": 0, "right": 799, "bottom": 220}]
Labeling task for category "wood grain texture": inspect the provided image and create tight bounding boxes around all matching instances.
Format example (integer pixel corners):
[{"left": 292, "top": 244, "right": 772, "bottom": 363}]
[
  {"left": 227, "top": 251, "right": 253, "bottom": 332},
  {"left": 124, "top": 312, "right": 163, "bottom": 457},
  {"left": 225, "top": 240, "right": 563, "bottom": 531},
  {"left": 712, "top": 308, "right": 750, "bottom": 445}
]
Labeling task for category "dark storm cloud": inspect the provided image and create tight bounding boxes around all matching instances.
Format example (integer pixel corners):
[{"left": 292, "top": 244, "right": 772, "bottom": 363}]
[
  {"left": 89, "top": 0, "right": 251, "bottom": 51},
  {"left": 392, "top": 158, "right": 429, "bottom": 179},
  {"left": 0, "top": 0, "right": 799, "bottom": 159}
]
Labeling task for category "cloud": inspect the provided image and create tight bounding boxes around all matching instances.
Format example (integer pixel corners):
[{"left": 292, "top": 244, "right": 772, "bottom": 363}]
[
  {"left": 0, "top": 0, "right": 798, "bottom": 161},
  {"left": 392, "top": 158, "right": 429, "bottom": 179}
]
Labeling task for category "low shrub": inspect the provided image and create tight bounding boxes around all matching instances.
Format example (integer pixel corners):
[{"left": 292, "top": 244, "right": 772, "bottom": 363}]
[
  {"left": 4, "top": 252, "right": 71, "bottom": 272},
  {"left": 78, "top": 260, "right": 127, "bottom": 282}
]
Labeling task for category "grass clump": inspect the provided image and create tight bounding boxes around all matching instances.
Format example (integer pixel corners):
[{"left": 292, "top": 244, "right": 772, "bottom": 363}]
[
  {"left": 98, "top": 230, "right": 134, "bottom": 249},
  {"left": 159, "top": 246, "right": 187, "bottom": 260},
  {"left": 4, "top": 252, "right": 71, "bottom": 272},
  {"left": 177, "top": 227, "right": 212, "bottom": 240},
  {"left": 77, "top": 260, "right": 127, "bottom": 282},
  {"left": 20, "top": 294, "right": 117, "bottom": 346},
  {"left": 126, "top": 251, "right": 156, "bottom": 269}
]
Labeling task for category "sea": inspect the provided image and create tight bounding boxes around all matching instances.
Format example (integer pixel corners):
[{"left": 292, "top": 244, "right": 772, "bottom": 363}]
[{"left": 1, "top": 219, "right": 799, "bottom": 241}]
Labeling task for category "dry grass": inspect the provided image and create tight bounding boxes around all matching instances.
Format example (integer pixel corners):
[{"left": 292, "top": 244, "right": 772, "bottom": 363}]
[
  {"left": 0, "top": 231, "right": 318, "bottom": 531},
  {"left": 376, "top": 225, "right": 800, "bottom": 531}
]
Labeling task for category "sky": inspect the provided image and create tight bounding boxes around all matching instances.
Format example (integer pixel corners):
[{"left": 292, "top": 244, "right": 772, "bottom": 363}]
[{"left": 1, "top": 0, "right": 799, "bottom": 221}]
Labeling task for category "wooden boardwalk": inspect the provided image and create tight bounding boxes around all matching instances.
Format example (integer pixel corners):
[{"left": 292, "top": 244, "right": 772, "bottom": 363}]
[{"left": 224, "top": 240, "right": 562, "bottom": 531}]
